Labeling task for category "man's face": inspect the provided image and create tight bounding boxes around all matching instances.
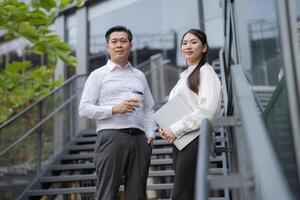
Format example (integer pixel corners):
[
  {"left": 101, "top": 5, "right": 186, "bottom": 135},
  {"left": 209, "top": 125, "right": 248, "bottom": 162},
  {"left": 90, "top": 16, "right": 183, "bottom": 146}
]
[{"left": 106, "top": 31, "right": 132, "bottom": 65}]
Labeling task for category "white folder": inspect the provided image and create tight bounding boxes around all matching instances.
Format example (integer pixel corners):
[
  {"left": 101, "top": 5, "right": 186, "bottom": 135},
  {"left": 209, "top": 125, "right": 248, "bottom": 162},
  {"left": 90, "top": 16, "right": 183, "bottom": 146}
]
[{"left": 154, "top": 95, "right": 200, "bottom": 150}]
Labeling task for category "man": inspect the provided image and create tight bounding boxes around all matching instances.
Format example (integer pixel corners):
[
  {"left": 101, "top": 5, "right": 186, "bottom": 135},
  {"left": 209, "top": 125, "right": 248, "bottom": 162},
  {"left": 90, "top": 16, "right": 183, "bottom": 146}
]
[{"left": 79, "top": 26, "right": 155, "bottom": 200}]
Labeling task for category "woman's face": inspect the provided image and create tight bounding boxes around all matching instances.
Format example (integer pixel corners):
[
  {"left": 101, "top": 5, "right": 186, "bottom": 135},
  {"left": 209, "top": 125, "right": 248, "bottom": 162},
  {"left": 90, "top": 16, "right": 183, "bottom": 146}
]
[{"left": 181, "top": 33, "right": 207, "bottom": 66}]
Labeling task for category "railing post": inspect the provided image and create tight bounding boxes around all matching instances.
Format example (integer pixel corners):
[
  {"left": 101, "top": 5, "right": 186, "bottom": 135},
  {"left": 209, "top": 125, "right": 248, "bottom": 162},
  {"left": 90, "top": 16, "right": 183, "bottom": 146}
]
[
  {"left": 36, "top": 102, "right": 43, "bottom": 175},
  {"left": 150, "top": 54, "right": 166, "bottom": 103},
  {"left": 196, "top": 119, "right": 211, "bottom": 200},
  {"left": 150, "top": 54, "right": 160, "bottom": 103},
  {"left": 68, "top": 79, "right": 74, "bottom": 138},
  {"left": 158, "top": 56, "right": 166, "bottom": 102},
  {"left": 70, "top": 78, "right": 76, "bottom": 137}
]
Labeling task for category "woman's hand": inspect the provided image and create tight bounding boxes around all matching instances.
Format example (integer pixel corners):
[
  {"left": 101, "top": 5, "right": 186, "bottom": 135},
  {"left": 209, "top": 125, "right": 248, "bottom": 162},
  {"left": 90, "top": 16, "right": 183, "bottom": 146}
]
[
  {"left": 159, "top": 128, "right": 176, "bottom": 143},
  {"left": 147, "top": 137, "right": 154, "bottom": 145}
]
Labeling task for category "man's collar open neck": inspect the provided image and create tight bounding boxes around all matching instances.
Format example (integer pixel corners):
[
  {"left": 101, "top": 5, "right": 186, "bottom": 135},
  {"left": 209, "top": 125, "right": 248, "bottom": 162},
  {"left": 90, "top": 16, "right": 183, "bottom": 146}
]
[{"left": 108, "top": 59, "right": 132, "bottom": 70}]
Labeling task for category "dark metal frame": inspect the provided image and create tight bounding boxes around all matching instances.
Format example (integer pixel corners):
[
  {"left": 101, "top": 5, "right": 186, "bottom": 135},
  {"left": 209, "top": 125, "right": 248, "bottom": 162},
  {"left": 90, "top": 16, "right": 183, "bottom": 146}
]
[{"left": 0, "top": 74, "right": 86, "bottom": 174}]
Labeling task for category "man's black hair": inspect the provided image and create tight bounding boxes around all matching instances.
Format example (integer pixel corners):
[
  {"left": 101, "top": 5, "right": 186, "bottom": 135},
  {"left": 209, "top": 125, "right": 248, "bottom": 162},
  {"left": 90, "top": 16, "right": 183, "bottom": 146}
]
[{"left": 105, "top": 25, "right": 133, "bottom": 43}]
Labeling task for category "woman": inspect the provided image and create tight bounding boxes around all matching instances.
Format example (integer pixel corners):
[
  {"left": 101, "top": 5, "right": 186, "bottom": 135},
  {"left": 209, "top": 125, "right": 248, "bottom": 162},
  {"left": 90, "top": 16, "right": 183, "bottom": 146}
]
[{"left": 159, "top": 29, "right": 221, "bottom": 199}]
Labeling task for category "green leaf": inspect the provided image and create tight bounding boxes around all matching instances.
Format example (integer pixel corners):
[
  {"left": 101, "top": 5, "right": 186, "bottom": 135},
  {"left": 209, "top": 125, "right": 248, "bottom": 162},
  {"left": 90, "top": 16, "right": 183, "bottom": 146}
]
[
  {"left": 34, "top": 42, "right": 47, "bottom": 54},
  {"left": 60, "top": 0, "right": 71, "bottom": 8},
  {"left": 18, "top": 21, "right": 39, "bottom": 42},
  {"left": 3, "top": 33, "right": 14, "bottom": 40},
  {"left": 39, "top": 0, "right": 56, "bottom": 11},
  {"left": 74, "top": 0, "right": 85, "bottom": 7},
  {"left": 30, "top": 10, "right": 52, "bottom": 25},
  {"left": 68, "top": 55, "right": 77, "bottom": 65},
  {"left": 45, "top": 34, "right": 61, "bottom": 41},
  {"left": 37, "top": 26, "right": 52, "bottom": 34},
  {"left": 32, "top": 65, "right": 47, "bottom": 78},
  {"left": 52, "top": 41, "right": 71, "bottom": 51},
  {"left": 54, "top": 48, "right": 70, "bottom": 63},
  {"left": 6, "top": 61, "right": 32, "bottom": 73},
  {"left": 0, "top": 0, "right": 79, "bottom": 123},
  {"left": 47, "top": 53, "right": 58, "bottom": 66},
  {"left": 48, "top": 10, "right": 58, "bottom": 20}
]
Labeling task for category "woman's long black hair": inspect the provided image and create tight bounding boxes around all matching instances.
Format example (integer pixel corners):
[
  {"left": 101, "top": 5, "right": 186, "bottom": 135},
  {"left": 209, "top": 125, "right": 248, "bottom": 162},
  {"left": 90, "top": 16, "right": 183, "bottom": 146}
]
[{"left": 181, "top": 29, "right": 209, "bottom": 94}]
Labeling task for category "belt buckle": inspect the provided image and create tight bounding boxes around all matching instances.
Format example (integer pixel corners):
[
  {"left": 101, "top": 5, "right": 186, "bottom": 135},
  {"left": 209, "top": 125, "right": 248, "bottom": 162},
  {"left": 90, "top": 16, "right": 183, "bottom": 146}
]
[{"left": 128, "top": 128, "right": 134, "bottom": 135}]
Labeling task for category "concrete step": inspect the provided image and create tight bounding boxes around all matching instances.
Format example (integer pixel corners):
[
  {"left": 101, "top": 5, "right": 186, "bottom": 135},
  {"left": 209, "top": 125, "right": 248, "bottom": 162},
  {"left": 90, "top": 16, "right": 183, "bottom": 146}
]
[
  {"left": 50, "top": 162, "right": 224, "bottom": 175},
  {"left": 27, "top": 183, "right": 174, "bottom": 196},
  {"left": 40, "top": 170, "right": 175, "bottom": 183},
  {"left": 68, "top": 146, "right": 173, "bottom": 154},
  {"left": 75, "top": 137, "right": 171, "bottom": 146}
]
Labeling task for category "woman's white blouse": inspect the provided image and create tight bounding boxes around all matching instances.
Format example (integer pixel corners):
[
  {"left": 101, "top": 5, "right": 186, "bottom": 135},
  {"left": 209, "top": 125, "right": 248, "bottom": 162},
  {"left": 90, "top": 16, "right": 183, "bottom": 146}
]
[{"left": 169, "top": 63, "right": 221, "bottom": 138}]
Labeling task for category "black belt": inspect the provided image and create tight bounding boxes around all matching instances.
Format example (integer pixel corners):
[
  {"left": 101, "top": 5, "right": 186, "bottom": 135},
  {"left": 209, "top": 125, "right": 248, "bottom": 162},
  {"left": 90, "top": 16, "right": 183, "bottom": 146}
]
[{"left": 103, "top": 128, "right": 144, "bottom": 135}]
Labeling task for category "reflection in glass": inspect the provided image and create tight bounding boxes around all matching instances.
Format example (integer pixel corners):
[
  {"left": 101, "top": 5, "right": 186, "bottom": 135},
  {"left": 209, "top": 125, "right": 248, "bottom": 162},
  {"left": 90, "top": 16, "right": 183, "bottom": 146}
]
[
  {"left": 66, "top": 13, "right": 77, "bottom": 77},
  {"left": 0, "top": 54, "right": 6, "bottom": 70},
  {"left": 245, "top": 0, "right": 281, "bottom": 86},
  {"left": 296, "top": 0, "right": 300, "bottom": 55},
  {"left": 24, "top": 47, "right": 44, "bottom": 68},
  {"left": 66, "top": 14, "right": 77, "bottom": 51},
  {"left": 245, "top": 0, "right": 300, "bottom": 198},
  {"left": 8, "top": 49, "right": 23, "bottom": 63},
  {"left": 87, "top": 0, "right": 200, "bottom": 73}
]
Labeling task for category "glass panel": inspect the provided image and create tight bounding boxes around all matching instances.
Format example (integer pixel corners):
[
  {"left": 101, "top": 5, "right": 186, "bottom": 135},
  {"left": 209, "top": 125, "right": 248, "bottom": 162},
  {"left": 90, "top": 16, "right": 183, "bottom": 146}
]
[
  {"left": 66, "top": 14, "right": 77, "bottom": 51},
  {"left": 0, "top": 54, "right": 6, "bottom": 70},
  {"left": 88, "top": 0, "right": 199, "bottom": 72},
  {"left": 244, "top": 0, "right": 300, "bottom": 198},
  {"left": 66, "top": 13, "right": 76, "bottom": 78},
  {"left": 296, "top": 1, "right": 300, "bottom": 55},
  {"left": 245, "top": 0, "right": 281, "bottom": 86},
  {"left": 0, "top": 133, "right": 37, "bottom": 200},
  {"left": 8, "top": 49, "right": 23, "bottom": 63},
  {"left": 263, "top": 79, "right": 299, "bottom": 198},
  {"left": 24, "top": 47, "right": 42, "bottom": 68}
]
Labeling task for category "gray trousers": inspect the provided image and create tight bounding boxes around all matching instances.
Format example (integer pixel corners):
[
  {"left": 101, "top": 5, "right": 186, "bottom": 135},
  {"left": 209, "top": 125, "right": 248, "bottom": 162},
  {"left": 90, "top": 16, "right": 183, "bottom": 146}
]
[{"left": 94, "top": 129, "right": 152, "bottom": 200}]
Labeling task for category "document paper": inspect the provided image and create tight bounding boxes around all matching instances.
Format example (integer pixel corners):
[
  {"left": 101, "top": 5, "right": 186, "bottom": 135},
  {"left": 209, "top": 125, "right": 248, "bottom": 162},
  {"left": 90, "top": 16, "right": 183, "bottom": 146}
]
[{"left": 153, "top": 95, "right": 200, "bottom": 150}]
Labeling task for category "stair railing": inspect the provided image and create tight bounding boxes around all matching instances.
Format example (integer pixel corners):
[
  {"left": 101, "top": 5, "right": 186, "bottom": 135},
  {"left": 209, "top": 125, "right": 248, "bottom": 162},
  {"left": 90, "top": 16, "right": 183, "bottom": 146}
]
[
  {"left": 0, "top": 74, "right": 87, "bottom": 175},
  {"left": 137, "top": 53, "right": 180, "bottom": 104},
  {"left": 195, "top": 65, "right": 293, "bottom": 200},
  {"left": 0, "top": 53, "right": 174, "bottom": 176},
  {"left": 0, "top": 53, "right": 176, "bottom": 199}
]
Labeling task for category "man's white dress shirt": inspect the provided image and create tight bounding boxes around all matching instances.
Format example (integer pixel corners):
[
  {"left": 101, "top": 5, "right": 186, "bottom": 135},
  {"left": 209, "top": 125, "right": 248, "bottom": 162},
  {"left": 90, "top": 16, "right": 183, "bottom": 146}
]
[
  {"left": 168, "top": 63, "right": 221, "bottom": 138},
  {"left": 79, "top": 60, "right": 155, "bottom": 138}
]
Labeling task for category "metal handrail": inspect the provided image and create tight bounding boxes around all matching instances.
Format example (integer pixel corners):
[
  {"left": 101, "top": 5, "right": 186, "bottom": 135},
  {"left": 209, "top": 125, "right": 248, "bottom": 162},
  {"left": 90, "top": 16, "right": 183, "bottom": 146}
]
[
  {"left": 219, "top": 48, "right": 228, "bottom": 115},
  {"left": 0, "top": 94, "right": 77, "bottom": 157},
  {"left": 0, "top": 55, "right": 166, "bottom": 157},
  {"left": 0, "top": 53, "right": 174, "bottom": 179},
  {"left": 231, "top": 65, "right": 292, "bottom": 200},
  {"left": 196, "top": 116, "right": 239, "bottom": 200},
  {"left": 196, "top": 119, "right": 212, "bottom": 200},
  {"left": 196, "top": 66, "right": 292, "bottom": 200},
  {"left": 262, "top": 78, "right": 285, "bottom": 118},
  {"left": 0, "top": 73, "right": 87, "bottom": 175},
  {"left": 0, "top": 74, "right": 86, "bottom": 129}
]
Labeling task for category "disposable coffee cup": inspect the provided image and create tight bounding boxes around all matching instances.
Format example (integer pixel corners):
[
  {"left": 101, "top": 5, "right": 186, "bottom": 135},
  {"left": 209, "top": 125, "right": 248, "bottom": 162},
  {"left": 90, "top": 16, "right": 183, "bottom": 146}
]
[{"left": 131, "top": 91, "right": 143, "bottom": 106}]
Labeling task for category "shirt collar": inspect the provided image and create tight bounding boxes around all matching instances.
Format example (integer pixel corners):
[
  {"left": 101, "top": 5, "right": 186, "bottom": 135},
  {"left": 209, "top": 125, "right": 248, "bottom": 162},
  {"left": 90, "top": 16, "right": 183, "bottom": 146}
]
[
  {"left": 180, "top": 64, "right": 197, "bottom": 78},
  {"left": 107, "top": 59, "right": 133, "bottom": 71}
]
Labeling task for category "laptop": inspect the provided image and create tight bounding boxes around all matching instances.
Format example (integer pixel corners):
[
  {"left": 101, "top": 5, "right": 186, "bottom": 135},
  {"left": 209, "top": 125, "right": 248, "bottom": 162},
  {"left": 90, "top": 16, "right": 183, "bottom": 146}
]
[{"left": 153, "top": 95, "right": 200, "bottom": 150}]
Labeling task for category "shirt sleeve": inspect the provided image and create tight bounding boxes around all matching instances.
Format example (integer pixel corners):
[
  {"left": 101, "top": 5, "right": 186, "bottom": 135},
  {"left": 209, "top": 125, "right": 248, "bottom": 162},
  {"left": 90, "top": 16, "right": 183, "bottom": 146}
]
[
  {"left": 142, "top": 75, "right": 156, "bottom": 138},
  {"left": 169, "top": 69, "right": 221, "bottom": 138},
  {"left": 79, "top": 71, "right": 113, "bottom": 120}
]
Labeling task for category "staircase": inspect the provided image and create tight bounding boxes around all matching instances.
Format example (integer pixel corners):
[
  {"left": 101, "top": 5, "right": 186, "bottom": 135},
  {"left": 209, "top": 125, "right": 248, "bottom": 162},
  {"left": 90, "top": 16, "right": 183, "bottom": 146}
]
[
  {"left": 18, "top": 128, "right": 173, "bottom": 199},
  {"left": 17, "top": 125, "right": 229, "bottom": 200},
  {"left": 12, "top": 55, "right": 230, "bottom": 199}
]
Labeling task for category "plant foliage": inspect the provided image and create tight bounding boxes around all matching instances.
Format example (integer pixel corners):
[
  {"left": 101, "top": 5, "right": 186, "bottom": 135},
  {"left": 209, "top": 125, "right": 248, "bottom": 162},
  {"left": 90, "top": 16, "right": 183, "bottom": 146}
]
[{"left": 0, "top": 0, "right": 85, "bottom": 123}]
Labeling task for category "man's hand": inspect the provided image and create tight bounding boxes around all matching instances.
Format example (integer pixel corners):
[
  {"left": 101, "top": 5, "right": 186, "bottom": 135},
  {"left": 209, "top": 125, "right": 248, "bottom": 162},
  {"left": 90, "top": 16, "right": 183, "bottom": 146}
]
[
  {"left": 112, "top": 99, "right": 139, "bottom": 114},
  {"left": 147, "top": 137, "right": 154, "bottom": 145},
  {"left": 159, "top": 128, "right": 176, "bottom": 143}
]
